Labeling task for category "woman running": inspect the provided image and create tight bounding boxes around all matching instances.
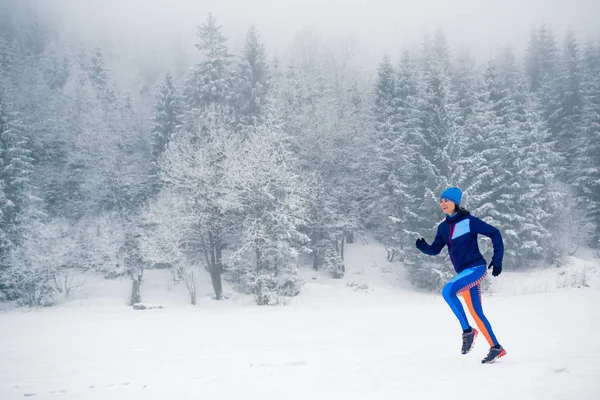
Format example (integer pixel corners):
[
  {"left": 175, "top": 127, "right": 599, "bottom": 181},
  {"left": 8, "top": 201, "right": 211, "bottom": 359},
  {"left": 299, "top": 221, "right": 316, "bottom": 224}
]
[{"left": 415, "top": 186, "right": 507, "bottom": 364}]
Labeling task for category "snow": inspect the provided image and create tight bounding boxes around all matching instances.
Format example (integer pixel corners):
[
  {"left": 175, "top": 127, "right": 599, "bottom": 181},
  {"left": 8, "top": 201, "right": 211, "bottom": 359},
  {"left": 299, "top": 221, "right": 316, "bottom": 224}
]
[{"left": 1, "top": 236, "right": 599, "bottom": 400}]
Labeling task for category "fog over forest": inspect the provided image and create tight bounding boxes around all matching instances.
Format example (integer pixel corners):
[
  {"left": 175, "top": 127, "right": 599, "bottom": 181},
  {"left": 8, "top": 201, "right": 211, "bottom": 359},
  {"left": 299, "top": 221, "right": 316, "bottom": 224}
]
[{"left": 0, "top": 0, "right": 599, "bottom": 306}]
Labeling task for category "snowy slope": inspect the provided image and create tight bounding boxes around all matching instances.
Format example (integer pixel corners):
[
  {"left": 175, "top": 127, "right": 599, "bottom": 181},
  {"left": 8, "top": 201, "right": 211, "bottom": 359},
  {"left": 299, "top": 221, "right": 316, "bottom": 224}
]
[{"left": 0, "top": 235, "right": 599, "bottom": 400}]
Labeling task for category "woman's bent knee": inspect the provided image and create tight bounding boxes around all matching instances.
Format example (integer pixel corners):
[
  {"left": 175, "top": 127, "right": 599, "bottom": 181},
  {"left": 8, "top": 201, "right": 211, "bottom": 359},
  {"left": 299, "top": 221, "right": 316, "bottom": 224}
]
[{"left": 442, "top": 282, "right": 455, "bottom": 301}]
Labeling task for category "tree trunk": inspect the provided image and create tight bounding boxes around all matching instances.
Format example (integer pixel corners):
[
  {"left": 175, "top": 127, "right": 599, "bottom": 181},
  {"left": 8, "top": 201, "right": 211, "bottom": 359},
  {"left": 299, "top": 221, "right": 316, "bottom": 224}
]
[
  {"left": 201, "top": 230, "right": 224, "bottom": 300},
  {"left": 385, "top": 244, "right": 395, "bottom": 262},
  {"left": 346, "top": 231, "right": 354, "bottom": 244},
  {"left": 255, "top": 246, "right": 262, "bottom": 272},
  {"left": 210, "top": 268, "right": 223, "bottom": 300},
  {"left": 209, "top": 230, "right": 223, "bottom": 299},
  {"left": 311, "top": 230, "right": 321, "bottom": 270},
  {"left": 130, "top": 273, "right": 142, "bottom": 305},
  {"left": 215, "top": 234, "right": 223, "bottom": 274},
  {"left": 340, "top": 232, "right": 345, "bottom": 260}
]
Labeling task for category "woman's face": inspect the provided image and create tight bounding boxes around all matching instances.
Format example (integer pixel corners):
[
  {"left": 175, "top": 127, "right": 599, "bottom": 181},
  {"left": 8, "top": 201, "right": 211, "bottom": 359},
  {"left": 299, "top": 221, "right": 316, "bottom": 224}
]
[{"left": 440, "top": 198, "right": 456, "bottom": 214}]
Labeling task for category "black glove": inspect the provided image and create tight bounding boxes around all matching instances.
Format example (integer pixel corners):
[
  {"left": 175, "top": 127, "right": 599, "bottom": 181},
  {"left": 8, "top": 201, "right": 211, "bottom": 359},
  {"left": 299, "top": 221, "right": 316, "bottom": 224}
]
[
  {"left": 488, "top": 261, "right": 502, "bottom": 277},
  {"left": 415, "top": 238, "right": 426, "bottom": 251}
]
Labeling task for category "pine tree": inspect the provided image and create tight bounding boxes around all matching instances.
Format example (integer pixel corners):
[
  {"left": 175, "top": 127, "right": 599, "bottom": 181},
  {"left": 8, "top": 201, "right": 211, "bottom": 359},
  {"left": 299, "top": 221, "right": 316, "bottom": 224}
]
[
  {"left": 151, "top": 72, "right": 182, "bottom": 185},
  {"left": 451, "top": 49, "right": 478, "bottom": 127},
  {"left": 236, "top": 27, "right": 271, "bottom": 126},
  {"left": 451, "top": 61, "right": 502, "bottom": 207},
  {"left": 403, "top": 30, "right": 458, "bottom": 289},
  {"left": 0, "top": 33, "right": 15, "bottom": 83},
  {"left": 42, "top": 39, "right": 70, "bottom": 91},
  {"left": 0, "top": 91, "right": 45, "bottom": 303},
  {"left": 554, "top": 32, "right": 584, "bottom": 179},
  {"left": 88, "top": 47, "right": 109, "bottom": 89},
  {"left": 371, "top": 53, "right": 398, "bottom": 246},
  {"left": 507, "top": 95, "right": 558, "bottom": 265},
  {"left": 371, "top": 52, "right": 419, "bottom": 262},
  {"left": 0, "top": 94, "right": 37, "bottom": 254},
  {"left": 184, "top": 14, "right": 234, "bottom": 110},
  {"left": 417, "top": 29, "right": 454, "bottom": 180},
  {"left": 41, "top": 61, "right": 98, "bottom": 218},
  {"left": 374, "top": 54, "right": 396, "bottom": 126},
  {"left": 276, "top": 56, "right": 352, "bottom": 276},
  {"left": 525, "top": 25, "right": 561, "bottom": 139},
  {"left": 477, "top": 53, "right": 562, "bottom": 267},
  {"left": 576, "top": 41, "right": 600, "bottom": 240}
]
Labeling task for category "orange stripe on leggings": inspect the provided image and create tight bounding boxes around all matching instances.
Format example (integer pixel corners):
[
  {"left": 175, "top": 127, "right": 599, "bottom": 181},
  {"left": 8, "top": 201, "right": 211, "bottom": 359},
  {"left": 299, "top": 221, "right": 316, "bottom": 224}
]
[{"left": 462, "top": 290, "right": 494, "bottom": 346}]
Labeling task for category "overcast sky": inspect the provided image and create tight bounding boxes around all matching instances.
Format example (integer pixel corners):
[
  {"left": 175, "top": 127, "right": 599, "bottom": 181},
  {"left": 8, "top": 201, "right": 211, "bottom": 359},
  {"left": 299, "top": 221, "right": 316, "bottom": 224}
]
[{"left": 31, "top": 0, "right": 600, "bottom": 66}]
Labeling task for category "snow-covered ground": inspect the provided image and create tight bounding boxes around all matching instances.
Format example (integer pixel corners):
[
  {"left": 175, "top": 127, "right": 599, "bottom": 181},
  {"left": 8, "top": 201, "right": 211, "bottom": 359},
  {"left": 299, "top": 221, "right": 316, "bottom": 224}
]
[{"left": 1, "top": 236, "right": 599, "bottom": 400}]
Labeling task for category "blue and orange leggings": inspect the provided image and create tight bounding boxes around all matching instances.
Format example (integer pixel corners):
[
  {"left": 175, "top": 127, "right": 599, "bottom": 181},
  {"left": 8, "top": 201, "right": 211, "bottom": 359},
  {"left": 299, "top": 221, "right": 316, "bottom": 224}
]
[{"left": 442, "top": 265, "right": 499, "bottom": 346}]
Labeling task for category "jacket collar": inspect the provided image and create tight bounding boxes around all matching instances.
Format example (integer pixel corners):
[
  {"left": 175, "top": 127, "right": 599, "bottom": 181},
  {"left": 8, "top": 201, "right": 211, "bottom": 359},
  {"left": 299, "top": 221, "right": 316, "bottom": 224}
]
[{"left": 445, "top": 211, "right": 469, "bottom": 224}]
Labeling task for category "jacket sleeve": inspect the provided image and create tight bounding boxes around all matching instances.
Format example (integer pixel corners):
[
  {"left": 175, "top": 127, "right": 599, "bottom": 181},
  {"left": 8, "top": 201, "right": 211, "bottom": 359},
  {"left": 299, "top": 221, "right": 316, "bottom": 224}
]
[
  {"left": 471, "top": 217, "right": 504, "bottom": 266},
  {"left": 420, "top": 226, "right": 446, "bottom": 256}
]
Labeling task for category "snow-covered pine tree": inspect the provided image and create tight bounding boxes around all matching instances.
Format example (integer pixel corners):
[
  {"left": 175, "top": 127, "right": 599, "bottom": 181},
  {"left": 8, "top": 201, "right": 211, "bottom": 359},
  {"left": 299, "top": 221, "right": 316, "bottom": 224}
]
[
  {"left": 403, "top": 30, "right": 458, "bottom": 290},
  {"left": 576, "top": 41, "right": 600, "bottom": 241},
  {"left": 451, "top": 49, "right": 478, "bottom": 128},
  {"left": 236, "top": 26, "right": 271, "bottom": 127},
  {"left": 184, "top": 14, "right": 234, "bottom": 112},
  {"left": 151, "top": 72, "right": 182, "bottom": 192},
  {"left": 525, "top": 25, "right": 562, "bottom": 145},
  {"left": 371, "top": 52, "right": 419, "bottom": 263},
  {"left": 0, "top": 91, "right": 47, "bottom": 303},
  {"left": 370, "top": 54, "right": 399, "bottom": 258},
  {"left": 450, "top": 60, "right": 503, "bottom": 210},
  {"left": 509, "top": 94, "right": 559, "bottom": 265},
  {"left": 0, "top": 19, "right": 16, "bottom": 87},
  {"left": 0, "top": 93, "right": 36, "bottom": 254},
  {"left": 311, "top": 39, "right": 369, "bottom": 268},
  {"left": 446, "top": 52, "right": 497, "bottom": 212},
  {"left": 86, "top": 47, "right": 116, "bottom": 103},
  {"left": 276, "top": 50, "right": 350, "bottom": 277},
  {"left": 555, "top": 32, "right": 584, "bottom": 176}
]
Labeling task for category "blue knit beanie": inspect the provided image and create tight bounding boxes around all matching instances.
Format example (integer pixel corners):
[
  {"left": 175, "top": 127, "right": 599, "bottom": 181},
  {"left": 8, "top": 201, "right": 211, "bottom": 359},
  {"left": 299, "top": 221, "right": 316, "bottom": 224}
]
[{"left": 440, "top": 186, "right": 462, "bottom": 205}]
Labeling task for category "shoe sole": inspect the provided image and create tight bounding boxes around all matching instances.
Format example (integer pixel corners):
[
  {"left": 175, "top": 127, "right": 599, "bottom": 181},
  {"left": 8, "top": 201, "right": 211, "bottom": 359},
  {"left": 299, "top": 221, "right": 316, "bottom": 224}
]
[
  {"left": 461, "top": 329, "right": 479, "bottom": 355},
  {"left": 482, "top": 349, "right": 507, "bottom": 364}
]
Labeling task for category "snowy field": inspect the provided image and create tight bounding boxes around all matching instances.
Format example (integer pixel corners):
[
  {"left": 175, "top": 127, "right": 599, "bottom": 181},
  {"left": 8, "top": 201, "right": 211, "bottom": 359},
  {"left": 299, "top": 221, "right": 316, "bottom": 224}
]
[{"left": 1, "top": 237, "right": 599, "bottom": 400}]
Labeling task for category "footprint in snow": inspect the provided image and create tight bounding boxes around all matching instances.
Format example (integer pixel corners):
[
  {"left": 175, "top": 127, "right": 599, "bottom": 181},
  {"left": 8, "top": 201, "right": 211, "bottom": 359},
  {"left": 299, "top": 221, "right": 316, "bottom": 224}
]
[
  {"left": 554, "top": 367, "right": 569, "bottom": 373},
  {"left": 104, "top": 382, "right": 130, "bottom": 387},
  {"left": 251, "top": 361, "right": 307, "bottom": 367},
  {"left": 286, "top": 361, "right": 307, "bottom": 366}
]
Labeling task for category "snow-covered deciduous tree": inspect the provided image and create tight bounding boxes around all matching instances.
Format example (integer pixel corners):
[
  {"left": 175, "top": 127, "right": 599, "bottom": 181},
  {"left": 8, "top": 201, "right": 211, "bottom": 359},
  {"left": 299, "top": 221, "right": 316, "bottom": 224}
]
[
  {"left": 159, "top": 105, "right": 236, "bottom": 300},
  {"left": 547, "top": 182, "right": 596, "bottom": 265},
  {"left": 77, "top": 213, "right": 126, "bottom": 277},
  {"left": 139, "top": 192, "right": 199, "bottom": 305},
  {"left": 220, "top": 118, "right": 309, "bottom": 305},
  {"left": 117, "top": 232, "right": 146, "bottom": 306},
  {"left": 1, "top": 217, "right": 83, "bottom": 306}
]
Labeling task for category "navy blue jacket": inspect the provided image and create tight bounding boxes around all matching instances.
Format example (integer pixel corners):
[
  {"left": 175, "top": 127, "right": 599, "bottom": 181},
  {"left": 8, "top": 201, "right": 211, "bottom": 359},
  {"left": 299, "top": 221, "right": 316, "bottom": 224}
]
[{"left": 418, "top": 212, "right": 504, "bottom": 273}]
